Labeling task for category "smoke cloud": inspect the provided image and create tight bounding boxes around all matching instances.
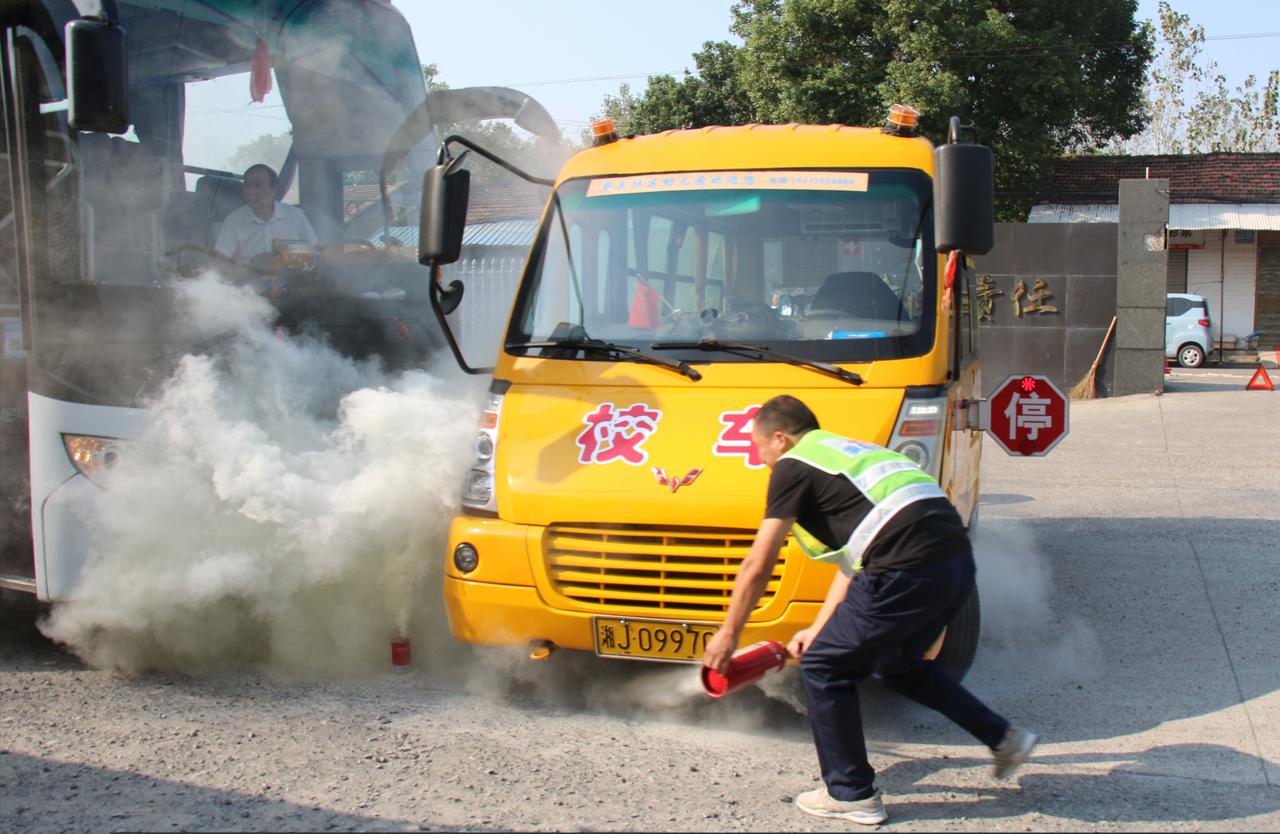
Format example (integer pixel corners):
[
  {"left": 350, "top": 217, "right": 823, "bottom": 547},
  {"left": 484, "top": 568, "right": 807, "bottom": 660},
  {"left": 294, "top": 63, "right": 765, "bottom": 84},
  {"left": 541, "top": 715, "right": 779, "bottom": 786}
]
[
  {"left": 41, "top": 273, "right": 479, "bottom": 677},
  {"left": 971, "top": 520, "right": 1102, "bottom": 683}
]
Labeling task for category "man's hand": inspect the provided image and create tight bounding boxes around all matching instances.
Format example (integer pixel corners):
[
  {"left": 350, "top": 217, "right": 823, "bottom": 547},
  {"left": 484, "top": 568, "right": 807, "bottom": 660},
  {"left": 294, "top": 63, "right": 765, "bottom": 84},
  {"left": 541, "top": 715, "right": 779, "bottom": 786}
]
[
  {"left": 702, "top": 627, "right": 740, "bottom": 676},
  {"left": 786, "top": 626, "right": 819, "bottom": 659}
]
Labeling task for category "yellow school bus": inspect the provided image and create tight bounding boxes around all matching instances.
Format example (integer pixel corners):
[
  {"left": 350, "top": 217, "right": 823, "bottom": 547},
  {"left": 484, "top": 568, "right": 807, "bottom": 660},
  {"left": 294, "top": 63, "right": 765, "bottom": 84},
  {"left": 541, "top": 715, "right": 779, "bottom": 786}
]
[{"left": 426, "top": 110, "right": 993, "bottom": 678}]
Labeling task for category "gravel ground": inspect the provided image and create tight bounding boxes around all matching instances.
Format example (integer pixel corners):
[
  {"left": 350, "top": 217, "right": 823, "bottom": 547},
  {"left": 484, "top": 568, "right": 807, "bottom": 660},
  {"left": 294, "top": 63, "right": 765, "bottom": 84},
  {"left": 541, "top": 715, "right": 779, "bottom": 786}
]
[{"left": 4, "top": 385, "right": 1280, "bottom": 832}]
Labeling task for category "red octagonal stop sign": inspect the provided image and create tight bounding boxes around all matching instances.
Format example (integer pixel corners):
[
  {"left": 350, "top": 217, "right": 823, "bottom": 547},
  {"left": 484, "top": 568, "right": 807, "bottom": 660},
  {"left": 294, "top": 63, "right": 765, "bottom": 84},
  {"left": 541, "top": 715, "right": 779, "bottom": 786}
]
[{"left": 986, "top": 375, "right": 1070, "bottom": 456}]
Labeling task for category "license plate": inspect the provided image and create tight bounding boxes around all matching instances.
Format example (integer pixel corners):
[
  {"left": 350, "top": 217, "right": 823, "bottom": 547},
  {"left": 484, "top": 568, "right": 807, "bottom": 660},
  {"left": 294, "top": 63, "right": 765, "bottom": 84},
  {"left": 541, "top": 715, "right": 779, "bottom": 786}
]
[{"left": 593, "top": 616, "right": 719, "bottom": 663}]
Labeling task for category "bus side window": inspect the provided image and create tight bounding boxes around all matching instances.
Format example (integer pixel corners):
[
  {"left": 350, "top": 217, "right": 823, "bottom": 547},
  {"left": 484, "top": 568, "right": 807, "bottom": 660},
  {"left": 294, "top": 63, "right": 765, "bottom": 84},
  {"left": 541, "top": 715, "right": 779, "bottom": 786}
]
[
  {"left": 958, "top": 261, "right": 976, "bottom": 359},
  {"left": 596, "top": 229, "right": 610, "bottom": 316}
]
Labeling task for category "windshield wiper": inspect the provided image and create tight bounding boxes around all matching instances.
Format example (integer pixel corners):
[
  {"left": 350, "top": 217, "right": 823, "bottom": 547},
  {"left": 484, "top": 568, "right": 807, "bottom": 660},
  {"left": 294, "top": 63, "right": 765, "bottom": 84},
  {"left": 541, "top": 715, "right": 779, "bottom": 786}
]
[
  {"left": 650, "top": 340, "right": 863, "bottom": 385},
  {"left": 507, "top": 338, "right": 702, "bottom": 381}
]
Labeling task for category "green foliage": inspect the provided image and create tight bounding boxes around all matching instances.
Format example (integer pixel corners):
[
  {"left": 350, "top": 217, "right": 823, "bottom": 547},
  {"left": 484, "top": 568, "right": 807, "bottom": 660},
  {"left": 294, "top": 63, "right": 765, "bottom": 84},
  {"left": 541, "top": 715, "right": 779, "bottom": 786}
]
[
  {"left": 593, "top": 1, "right": 1153, "bottom": 221},
  {"left": 1112, "top": 3, "right": 1280, "bottom": 154},
  {"left": 585, "top": 42, "right": 755, "bottom": 141},
  {"left": 225, "top": 131, "right": 291, "bottom": 176}
]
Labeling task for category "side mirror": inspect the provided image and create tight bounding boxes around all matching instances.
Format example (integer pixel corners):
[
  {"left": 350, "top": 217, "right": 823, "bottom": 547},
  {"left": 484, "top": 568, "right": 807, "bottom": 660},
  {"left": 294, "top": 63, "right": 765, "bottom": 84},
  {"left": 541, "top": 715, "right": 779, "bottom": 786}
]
[
  {"left": 418, "top": 155, "right": 470, "bottom": 266},
  {"left": 933, "top": 141, "right": 994, "bottom": 255},
  {"left": 65, "top": 20, "right": 130, "bottom": 133}
]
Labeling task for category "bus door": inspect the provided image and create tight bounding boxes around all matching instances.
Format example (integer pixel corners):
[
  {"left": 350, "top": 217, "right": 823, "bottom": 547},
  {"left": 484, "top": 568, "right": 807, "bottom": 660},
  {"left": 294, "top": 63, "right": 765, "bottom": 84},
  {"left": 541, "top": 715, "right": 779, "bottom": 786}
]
[{"left": 0, "top": 23, "right": 80, "bottom": 589}]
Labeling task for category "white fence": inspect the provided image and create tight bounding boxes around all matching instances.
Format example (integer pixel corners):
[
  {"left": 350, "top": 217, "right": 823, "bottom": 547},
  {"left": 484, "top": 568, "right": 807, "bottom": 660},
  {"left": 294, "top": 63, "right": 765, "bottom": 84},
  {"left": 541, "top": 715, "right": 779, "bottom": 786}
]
[{"left": 441, "top": 257, "right": 525, "bottom": 369}]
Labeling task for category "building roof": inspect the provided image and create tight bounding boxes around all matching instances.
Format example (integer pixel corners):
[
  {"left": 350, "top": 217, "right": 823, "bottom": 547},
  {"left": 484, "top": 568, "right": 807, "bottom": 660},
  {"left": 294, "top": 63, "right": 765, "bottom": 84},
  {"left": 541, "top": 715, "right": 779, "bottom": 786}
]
[
  {"left": 1029, "top": 202, "right": 1280, "bottom": 230},
  {"left": 1035, "top": 153, "right": 1280, "bottom": 205},
  {"left": 466, "top": 178, "right": 548, "bottom": 223}
]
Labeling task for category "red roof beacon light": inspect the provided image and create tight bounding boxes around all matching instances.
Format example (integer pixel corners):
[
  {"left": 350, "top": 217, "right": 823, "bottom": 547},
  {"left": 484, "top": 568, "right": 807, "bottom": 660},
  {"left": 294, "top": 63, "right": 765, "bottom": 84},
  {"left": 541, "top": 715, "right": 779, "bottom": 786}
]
[
  {"left": 883, "top": 104, "right": 921, "bottom": 137},
  {"left": 591, "top": 118, "right": 619, "bottom": 146}
]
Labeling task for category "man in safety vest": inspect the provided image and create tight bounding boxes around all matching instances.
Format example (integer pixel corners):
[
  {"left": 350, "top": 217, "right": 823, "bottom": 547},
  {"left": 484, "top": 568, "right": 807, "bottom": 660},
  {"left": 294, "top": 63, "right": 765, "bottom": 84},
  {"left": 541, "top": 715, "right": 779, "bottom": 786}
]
[{"left": 703, "top": 394, "right": 1036, "bottom": 825}]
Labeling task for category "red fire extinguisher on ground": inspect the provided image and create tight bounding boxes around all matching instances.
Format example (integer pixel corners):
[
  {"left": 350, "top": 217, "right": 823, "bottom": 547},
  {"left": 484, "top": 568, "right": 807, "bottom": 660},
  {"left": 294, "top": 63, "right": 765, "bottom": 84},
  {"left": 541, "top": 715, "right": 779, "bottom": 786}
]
[{"left": 701, "top": 640, "right": 787, "bottom": 698}]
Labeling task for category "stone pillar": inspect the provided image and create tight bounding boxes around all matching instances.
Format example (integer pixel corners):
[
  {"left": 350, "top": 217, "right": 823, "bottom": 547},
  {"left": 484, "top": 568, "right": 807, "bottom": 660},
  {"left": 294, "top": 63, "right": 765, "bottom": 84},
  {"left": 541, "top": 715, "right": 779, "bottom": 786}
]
[{"left": 1114, "top": 179, "right": 1169, "bottom": 396}]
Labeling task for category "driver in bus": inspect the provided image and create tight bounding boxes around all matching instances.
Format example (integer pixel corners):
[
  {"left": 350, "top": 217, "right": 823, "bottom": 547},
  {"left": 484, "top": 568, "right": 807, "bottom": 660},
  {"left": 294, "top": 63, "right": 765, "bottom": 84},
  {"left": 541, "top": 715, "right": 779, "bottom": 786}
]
[{"left": 214, "top": 164, "right": 318, "bottom": 265}]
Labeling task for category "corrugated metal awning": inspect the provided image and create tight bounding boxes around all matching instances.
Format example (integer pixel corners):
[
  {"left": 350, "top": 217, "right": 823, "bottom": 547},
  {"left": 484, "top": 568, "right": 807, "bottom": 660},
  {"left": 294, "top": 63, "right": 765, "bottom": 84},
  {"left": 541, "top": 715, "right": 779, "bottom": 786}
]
[
  {"left": 1028, "top": 204, "right": 1119, "bottom": 223},
  {"left": 1029, "top": 202, "right": 1280, "bottom": 230},
  {"left": 370, "top": 220, "right": 538, "bottom": 248},
  {"left": 1168, "top": 203, "right": 1280, "bottom": 230}
]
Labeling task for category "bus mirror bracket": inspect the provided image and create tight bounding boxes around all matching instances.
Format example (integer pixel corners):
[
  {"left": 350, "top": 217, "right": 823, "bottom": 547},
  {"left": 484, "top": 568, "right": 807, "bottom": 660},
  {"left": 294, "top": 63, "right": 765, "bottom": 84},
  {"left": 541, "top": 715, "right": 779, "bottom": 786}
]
[
  {"left": 959, "top": 398, "right": 989, "bottom": 432},
  {"left": 65, "top": 18, "right": 130, "bottom": 133},
  {"left": 418, "top": 135, "right": 553, "bottom": 375},
  {"left": 933, "top": 117, "right": 993, "bottom": 256}
]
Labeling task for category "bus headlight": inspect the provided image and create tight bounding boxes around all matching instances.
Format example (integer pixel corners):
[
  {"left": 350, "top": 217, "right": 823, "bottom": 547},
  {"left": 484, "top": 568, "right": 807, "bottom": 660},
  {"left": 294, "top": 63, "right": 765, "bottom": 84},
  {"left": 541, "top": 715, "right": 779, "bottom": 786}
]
[
  {"left": 61, "top": 434, "right": 129, "bottom": 488},
  {"left": 893, "top": 440, "right": 929, "bottom": 470},
  {"left": 887, "top": 393, "right": 948, "bottom": 481},
  {"left": 462, "top": 385, "right": 503, "bottom": 512},
  {"left": 453, "top": 542, "right": 479, "bottom": 573}
]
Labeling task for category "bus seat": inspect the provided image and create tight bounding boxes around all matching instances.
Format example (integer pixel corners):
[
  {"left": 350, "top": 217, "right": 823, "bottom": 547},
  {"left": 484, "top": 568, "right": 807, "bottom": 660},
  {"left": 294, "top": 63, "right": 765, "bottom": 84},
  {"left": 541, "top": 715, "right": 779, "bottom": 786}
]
[
  {"left": 194, "top": 174, "right": 244, "bottom": 248},
  {"left": 811, "top": 271, "right": 908, "bottom": 321}
]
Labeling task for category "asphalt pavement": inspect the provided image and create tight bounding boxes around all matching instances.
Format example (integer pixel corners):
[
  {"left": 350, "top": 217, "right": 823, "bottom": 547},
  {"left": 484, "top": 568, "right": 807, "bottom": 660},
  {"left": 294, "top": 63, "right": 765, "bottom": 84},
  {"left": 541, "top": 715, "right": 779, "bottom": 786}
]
[{"left": 1, "top": 372, "right": 1278, "bottom": 831}]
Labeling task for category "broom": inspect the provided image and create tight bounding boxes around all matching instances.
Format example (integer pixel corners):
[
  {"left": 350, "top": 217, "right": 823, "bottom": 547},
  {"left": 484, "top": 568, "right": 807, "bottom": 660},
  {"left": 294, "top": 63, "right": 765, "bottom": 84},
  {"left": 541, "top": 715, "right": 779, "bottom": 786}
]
[{"left": 1068, "top": 316, "right": 1117, "bottom": 400}]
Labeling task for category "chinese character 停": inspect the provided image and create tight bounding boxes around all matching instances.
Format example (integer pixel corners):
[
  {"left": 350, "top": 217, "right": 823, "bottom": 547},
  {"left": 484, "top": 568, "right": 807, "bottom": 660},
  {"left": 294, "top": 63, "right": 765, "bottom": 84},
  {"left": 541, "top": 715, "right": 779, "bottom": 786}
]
[
  {"left": 1003, "top": 392, "right": 1052, "bottom": 440},
  {"left": 576, "top": 402, "right": 663, "bottom": 465}
]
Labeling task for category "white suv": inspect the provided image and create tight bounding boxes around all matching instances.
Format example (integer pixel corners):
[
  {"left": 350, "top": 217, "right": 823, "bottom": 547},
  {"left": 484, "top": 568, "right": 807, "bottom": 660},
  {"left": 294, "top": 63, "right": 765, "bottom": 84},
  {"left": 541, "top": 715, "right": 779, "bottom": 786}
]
[{"left": 1165, "top": 294, "right": 1212, "bottom": 368}]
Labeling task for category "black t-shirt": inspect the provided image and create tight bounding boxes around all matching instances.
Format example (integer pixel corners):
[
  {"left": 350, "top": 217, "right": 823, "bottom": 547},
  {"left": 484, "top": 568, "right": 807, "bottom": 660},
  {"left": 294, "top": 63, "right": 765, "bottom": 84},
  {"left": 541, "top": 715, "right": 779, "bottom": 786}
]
[{"left": 764, "top": 456, "right": 970, "bottom": 574}]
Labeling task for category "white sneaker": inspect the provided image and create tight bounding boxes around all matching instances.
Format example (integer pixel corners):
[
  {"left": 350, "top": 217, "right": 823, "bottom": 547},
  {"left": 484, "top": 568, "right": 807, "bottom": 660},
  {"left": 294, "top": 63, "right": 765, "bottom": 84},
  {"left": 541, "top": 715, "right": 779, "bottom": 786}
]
[
  {"left": 795, "top": 786, "right": 888, "bottom": 825},
  {"left": 992, "top": 726, "right": 1038, "bottom": 780}
]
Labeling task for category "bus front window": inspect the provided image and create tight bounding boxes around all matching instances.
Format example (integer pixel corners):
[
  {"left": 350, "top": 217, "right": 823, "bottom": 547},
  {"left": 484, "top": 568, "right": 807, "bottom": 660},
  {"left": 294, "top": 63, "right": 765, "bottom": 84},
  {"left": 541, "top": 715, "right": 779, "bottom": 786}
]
[{"left": 511, "top": 170, "right": 936, "bottom": 364}]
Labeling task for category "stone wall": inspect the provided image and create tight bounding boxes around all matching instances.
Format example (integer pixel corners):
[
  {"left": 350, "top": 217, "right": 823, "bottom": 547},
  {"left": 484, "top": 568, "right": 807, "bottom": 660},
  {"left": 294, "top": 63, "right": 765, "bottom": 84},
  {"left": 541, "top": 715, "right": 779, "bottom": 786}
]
[{"left": 970, "top": 223, "right": 1119, "bottom": 397}]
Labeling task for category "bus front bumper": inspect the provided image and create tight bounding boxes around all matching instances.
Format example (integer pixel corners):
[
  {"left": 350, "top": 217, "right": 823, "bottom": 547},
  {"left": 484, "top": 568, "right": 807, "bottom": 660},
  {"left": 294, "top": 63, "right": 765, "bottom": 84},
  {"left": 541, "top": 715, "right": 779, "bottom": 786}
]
[{"left": 442, "top": 574, "right": 823, "bottom": 657}]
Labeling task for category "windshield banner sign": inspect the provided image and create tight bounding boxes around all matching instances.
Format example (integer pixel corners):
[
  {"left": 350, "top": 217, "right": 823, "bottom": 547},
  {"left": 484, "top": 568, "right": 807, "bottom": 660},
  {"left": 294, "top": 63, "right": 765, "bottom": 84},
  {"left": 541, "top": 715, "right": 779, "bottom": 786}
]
[{"left": 586, "top": 171, "right": 869, "bottom": 197}]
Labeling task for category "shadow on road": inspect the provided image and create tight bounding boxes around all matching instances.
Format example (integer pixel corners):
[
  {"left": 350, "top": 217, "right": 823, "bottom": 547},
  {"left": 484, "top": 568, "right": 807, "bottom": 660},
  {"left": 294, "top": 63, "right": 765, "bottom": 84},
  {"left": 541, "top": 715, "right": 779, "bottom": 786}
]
[
  {"left": 0, "top": 751, "right": 409, "bottom": 833},
  {"left": 877, "top": 744, "right": 1280, "bottom": 825}
]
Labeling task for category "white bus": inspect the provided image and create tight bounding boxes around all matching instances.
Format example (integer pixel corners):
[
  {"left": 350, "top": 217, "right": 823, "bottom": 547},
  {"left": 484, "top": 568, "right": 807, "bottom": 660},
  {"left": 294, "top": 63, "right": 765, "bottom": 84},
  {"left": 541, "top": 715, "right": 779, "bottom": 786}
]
[{"left": 0, "top": 0, "right": 553, "bottom": 600}]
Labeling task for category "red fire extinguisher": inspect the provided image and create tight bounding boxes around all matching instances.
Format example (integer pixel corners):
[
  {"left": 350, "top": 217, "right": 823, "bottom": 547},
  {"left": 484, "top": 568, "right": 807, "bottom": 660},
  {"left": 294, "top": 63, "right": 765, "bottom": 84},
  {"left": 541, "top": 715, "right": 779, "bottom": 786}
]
[{"left": 702, "top": 640, "right": 787, "bottom": 698}]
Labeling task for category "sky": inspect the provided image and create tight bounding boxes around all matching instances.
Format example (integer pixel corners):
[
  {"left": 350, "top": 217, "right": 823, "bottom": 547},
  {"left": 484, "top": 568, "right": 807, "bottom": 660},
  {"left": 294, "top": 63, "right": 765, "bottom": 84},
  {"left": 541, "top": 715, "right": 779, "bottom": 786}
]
[{"left": 396, "top": 0, "right": 1280, "bottom": 138}]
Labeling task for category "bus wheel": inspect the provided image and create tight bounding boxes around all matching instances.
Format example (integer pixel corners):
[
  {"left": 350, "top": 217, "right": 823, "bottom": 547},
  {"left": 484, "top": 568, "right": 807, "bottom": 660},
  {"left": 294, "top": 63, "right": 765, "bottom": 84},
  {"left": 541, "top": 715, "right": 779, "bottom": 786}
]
[{"left": 932, "top": 586, "right": 981, "bottom": 682}]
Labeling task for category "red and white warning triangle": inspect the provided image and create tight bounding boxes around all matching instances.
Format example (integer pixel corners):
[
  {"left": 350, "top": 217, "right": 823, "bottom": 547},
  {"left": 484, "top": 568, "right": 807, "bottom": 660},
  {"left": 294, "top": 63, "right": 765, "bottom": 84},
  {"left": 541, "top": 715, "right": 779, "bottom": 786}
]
[{"left": 1246, "top": 365, "right": 1274, "bottom": 391}]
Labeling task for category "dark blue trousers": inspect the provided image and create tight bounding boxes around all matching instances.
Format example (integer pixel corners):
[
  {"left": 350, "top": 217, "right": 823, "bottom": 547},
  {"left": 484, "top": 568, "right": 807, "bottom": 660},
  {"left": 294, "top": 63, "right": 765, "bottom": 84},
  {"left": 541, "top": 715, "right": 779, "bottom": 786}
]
[{"left": 799, "top": 551, "right": 1009, "bottom": 801}]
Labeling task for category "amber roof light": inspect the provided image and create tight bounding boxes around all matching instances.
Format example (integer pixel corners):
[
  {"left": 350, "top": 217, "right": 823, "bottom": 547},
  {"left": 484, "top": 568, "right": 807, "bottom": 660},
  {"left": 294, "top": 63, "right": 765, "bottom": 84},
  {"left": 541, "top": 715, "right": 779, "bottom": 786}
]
[
  {"left": 884, "top": 104, "right": 921, "bottom": 137},
  {"left": 591, "top": 119, "right": 619, "bottom": 146}
]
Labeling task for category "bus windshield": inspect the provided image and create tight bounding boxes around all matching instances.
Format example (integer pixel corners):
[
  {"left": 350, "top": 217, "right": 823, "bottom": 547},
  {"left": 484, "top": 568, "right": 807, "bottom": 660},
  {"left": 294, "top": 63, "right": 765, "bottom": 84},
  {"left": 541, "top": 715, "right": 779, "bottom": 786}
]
[
  {"left": 509, "top": 170, "right": 936, "bottom": 364},
  {"left": 11, "top": 0, "right": 434, "bottom": 407}
]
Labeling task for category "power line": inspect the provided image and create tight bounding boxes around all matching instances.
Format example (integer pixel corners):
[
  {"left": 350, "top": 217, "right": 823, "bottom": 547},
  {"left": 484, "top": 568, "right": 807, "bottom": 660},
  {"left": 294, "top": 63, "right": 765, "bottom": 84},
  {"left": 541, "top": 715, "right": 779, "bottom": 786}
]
[{"left": 502, "top": 29, "right": 1280, "bottom": 89}]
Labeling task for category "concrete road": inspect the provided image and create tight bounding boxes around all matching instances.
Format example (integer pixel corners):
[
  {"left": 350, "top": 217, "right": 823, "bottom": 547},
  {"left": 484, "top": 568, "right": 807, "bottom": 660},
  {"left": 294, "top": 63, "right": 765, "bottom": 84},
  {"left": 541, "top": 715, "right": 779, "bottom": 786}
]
[{"left": 1, "top": 376, "right": 1279, "bottom": 831}]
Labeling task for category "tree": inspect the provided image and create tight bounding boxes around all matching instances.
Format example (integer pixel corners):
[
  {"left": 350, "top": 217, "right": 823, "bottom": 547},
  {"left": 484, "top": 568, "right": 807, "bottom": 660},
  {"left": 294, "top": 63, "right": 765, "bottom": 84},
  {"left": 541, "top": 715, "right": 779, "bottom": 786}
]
[
  {"left": 595, "top": 1, "right": 1153, "bottom": 220},
  {"left": 731, "top": 0, "right": 1153, "bottom": 219},
  {"left": 587, "top": 42, "right": 756, "bottom": 140},
  {"left": 1112, "top": 3, "right": 1280, "bottom": 154},
  {"left": 225, "top": 131, "right": 291, "bottom": 176}
]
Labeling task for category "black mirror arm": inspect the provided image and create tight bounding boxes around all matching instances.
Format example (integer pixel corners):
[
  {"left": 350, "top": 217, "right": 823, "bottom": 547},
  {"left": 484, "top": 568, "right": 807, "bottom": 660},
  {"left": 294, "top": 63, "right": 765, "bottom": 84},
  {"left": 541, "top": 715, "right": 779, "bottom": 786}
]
[
  {"left": 947, "top": 117, "right": 981, "bottom": 145},
  {"left": 428, "top": 263, "right": 494, "bottom": 375},
  {"left": 440, "top": 135, "right": 555, "bottom": 187}
]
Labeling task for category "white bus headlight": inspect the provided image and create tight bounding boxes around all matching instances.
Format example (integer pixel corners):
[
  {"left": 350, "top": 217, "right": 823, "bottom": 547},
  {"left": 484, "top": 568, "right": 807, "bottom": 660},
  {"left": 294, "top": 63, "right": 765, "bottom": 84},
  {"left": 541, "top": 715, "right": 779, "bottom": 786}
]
[
  {"left": 462, "top": 387, "right": 503, "bottom": 512},
  {"left": 61, "top": 434, "right": 128, "bottom": 488},
  {"left": 887, "top": 393, "right": 948, "bottom": 481}
]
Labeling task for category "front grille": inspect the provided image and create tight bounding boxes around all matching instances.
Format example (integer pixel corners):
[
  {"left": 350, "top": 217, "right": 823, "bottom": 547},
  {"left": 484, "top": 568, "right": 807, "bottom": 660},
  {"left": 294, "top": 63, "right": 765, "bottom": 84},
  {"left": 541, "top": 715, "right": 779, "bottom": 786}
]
[{"left": 544, "top": 523, "right": 785, "bottom": 616}]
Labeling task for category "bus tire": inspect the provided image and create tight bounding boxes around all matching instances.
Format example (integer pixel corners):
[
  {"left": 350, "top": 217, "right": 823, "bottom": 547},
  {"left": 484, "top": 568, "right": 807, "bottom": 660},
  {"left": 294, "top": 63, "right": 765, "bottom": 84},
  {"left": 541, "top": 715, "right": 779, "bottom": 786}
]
[{"left": 934, "top": 585, "right": 980, "bottom": 682}]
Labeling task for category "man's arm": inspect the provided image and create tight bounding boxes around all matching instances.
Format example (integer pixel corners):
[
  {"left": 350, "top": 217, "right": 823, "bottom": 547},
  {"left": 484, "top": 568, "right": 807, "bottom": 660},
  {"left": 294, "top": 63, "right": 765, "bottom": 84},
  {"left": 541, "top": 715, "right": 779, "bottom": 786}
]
[{"left": 702, "top": 516, "right": 791, "bottom": 675}]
